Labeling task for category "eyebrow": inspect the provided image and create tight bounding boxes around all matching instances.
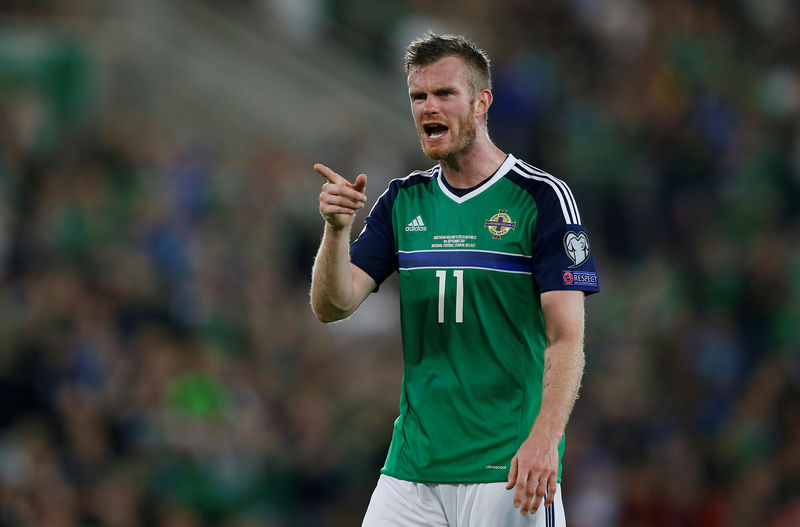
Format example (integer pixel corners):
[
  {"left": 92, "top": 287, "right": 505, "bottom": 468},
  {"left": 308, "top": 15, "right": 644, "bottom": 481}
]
[{"left": 409, "top": 86, "right": 460, "bottom": 98}]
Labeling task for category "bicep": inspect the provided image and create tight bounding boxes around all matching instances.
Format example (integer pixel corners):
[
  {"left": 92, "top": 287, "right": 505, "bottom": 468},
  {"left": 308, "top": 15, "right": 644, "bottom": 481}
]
[
  {"left": 540, "top": 290, "right": 585, "bottom": 345},
  {"left": 350, "top": 263, "right": 377, "bottom": 310}
]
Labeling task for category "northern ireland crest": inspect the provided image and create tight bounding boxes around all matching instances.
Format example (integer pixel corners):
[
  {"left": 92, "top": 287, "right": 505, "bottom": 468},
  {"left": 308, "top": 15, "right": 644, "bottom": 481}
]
[{"left": 484, "top": 210, "right": 516, "bottom": 239}]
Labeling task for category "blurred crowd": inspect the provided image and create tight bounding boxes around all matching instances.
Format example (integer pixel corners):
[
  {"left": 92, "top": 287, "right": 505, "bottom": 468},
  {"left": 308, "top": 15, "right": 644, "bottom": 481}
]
[{"left": 1, "top": 0, "right": 800, "bottom": 526}]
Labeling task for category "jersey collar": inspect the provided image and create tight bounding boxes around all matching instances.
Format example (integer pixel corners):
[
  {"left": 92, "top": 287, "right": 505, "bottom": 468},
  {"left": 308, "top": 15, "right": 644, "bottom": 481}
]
[{"left": 436, "top": 154, "right": 516, "bottom": 204}]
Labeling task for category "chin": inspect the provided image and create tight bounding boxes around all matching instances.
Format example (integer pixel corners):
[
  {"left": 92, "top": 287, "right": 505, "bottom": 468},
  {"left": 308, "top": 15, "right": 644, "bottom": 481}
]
[
  {"left": 420, "top": 141, "right": 454, "bottom": 160},
  {"left": 424, "top": 148, "right": 447, "bottom": 160},
  {"left": 419, "top": 130, "right": 476, "bottom": 161}
]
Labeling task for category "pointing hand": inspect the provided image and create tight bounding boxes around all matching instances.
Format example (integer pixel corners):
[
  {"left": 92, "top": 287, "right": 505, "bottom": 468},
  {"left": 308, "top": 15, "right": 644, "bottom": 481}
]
[{"left": 315, "top": 164, "right": 368, "bottom": 230}]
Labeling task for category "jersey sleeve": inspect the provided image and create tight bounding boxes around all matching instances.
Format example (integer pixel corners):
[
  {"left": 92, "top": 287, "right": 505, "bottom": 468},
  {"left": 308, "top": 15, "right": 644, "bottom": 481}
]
[
  {"left": 531, "top": 184, "right": 599, "bottom": 295},
  {"left": 349, "top": 183, "right": 398, "bottom": 288}
]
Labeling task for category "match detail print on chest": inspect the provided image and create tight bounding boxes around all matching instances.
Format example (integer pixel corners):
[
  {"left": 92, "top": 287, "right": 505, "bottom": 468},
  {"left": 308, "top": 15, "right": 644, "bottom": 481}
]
[{"left": 399, "top": 207, "right": 522, "bottom": 251}]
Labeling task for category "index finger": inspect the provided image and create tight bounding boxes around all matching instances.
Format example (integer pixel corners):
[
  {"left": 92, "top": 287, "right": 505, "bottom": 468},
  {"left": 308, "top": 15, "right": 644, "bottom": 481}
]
[{"left": 314, "top": 163, "right": 346, "bottom": 185}]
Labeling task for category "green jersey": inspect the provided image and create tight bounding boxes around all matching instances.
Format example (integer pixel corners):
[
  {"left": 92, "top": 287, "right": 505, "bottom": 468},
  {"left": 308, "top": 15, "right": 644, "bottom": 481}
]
[{"left": 349, "top": 154, "right": 599, "bottom": 483}]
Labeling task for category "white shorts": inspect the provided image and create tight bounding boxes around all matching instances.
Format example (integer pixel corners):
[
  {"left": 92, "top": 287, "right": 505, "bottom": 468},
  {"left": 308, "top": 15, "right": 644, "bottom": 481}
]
[{"left": 362, "top": 474, "right": 566, "bottom": 527}]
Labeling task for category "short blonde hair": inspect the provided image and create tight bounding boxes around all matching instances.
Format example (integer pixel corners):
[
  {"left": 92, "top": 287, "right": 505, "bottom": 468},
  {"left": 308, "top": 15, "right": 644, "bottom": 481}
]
[{"left": 404, "top": 32, "right": 492, "bottom": 96}]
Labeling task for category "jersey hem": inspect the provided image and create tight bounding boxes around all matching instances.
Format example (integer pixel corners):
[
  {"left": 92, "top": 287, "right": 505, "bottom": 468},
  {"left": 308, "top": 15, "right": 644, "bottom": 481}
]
[
  {"left": 380, "top": 468, "right": 563, "bottom": 485},
  {"left": 381, "top": 467, "right": 509, "bottom": 485},
  {"left": 538, "top": 285, "right": 599, "bottom": 295}
]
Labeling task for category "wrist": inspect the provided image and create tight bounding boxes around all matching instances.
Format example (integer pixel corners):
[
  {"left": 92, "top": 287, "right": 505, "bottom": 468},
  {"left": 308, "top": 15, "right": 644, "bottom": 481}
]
[
  {"left": 529, "top": 419, "right": 564, "bottom": 444},
  {"left": 324, "top": 219, "right": 352, "bottom": 234}
]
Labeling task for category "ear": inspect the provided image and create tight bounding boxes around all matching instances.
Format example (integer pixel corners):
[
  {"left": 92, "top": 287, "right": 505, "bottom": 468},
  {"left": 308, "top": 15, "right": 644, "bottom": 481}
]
[{"left": 474, "top": 89, "right": 493, "bottom": 118}]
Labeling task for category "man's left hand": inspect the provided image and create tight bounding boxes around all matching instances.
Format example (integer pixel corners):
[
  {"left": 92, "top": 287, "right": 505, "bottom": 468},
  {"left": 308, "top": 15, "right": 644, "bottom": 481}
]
[{"left": 505, "top": 431, "right": 559, "bottom": 516}]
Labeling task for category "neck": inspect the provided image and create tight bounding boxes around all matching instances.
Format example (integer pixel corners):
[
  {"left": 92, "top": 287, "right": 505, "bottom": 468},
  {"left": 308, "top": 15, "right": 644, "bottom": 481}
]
[{"left": 439, "top": 132, "right": 507, "bottom": 189}]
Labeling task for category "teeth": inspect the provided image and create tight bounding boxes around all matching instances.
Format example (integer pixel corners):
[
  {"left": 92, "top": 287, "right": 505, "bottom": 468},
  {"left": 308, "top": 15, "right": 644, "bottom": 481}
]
[{"left": 430, "top": 132, "right": 446, "bottom": 139}]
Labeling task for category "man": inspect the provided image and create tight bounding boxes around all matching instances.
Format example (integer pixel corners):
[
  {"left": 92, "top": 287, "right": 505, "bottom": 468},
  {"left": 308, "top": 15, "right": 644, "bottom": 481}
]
[{"left": 311, "top": 33, "right": 599, "bottom": 526}]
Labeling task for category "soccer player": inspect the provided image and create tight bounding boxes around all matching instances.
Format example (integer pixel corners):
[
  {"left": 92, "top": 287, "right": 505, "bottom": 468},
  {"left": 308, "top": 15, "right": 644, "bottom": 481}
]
[{"left": 310, "top": 33, "right": 599, "bottom": 526}]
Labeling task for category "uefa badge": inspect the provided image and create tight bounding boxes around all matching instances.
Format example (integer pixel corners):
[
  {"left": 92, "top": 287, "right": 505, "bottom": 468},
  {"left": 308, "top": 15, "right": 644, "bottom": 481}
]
[
  {"left": 484, "top": 209, "right": 516, "bottom": 240},
  {"left": 563, "top": 231, "right": 590, "bottom": 267}
]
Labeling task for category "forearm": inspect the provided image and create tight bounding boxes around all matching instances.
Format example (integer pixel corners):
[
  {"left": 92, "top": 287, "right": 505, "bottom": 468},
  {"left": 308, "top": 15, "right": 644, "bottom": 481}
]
[
  {"left": 530, "top": 332, "right": 585, "bottom": 443},
  {"left": 507, "top": 310, "right": 585, "bottom": 514},
  {"left": 310, "top": 223, "right": 359, "bottom": 322}
]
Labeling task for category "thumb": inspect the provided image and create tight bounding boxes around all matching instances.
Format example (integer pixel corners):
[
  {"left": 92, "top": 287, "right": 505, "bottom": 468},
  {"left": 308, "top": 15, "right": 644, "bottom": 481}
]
[
  {"left": 506, "top": 456, "right": 518, "bottom": 490},
  {"left": 352, "top": 173, "right": 367, "bottom": 193}
]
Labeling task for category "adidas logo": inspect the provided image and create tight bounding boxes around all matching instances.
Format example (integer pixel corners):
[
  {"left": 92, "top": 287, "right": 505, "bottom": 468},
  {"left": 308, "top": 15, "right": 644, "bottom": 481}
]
[{"left": 405, "top": 215, "right": 427, "bottom": 231}]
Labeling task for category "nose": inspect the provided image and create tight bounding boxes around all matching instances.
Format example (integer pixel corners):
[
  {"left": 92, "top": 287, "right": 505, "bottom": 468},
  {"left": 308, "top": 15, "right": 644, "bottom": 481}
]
[{"left": 422, "top": 96, "right": 439, "bottom": 115}]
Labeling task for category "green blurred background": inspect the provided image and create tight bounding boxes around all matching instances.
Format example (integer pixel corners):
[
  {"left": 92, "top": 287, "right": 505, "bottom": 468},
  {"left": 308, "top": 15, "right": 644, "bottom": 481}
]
[{"left": 0, "top": 1, "right": 798, "bottom": 526}]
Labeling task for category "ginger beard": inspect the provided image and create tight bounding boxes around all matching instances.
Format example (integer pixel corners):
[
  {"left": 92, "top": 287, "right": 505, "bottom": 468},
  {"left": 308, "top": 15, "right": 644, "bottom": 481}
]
[{"left": 417, "top": 98, "right": 479, "bottom": 161}]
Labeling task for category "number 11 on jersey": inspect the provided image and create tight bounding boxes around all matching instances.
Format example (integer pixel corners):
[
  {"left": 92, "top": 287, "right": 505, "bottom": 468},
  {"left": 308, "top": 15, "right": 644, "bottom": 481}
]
[{"left": 436, "top": 270, "right": 463, "bottom": 324}]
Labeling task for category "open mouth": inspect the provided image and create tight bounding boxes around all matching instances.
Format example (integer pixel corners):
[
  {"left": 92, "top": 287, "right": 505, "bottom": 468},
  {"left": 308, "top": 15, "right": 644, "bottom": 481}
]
[{"left": 423, "top": 123, "right": 449, "bottom": 140}]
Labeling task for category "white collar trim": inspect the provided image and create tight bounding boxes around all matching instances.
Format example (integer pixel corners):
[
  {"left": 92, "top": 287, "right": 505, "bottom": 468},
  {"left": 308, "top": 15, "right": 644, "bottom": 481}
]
[{"left": 436, "top": 154, "right": 516, "bottom": 204}]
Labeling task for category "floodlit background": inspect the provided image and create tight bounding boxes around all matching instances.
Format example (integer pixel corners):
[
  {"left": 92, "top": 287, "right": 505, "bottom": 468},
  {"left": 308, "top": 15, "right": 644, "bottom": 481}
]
[{"left": 1, "top": 1, "right": 799, "bottom": 526}]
